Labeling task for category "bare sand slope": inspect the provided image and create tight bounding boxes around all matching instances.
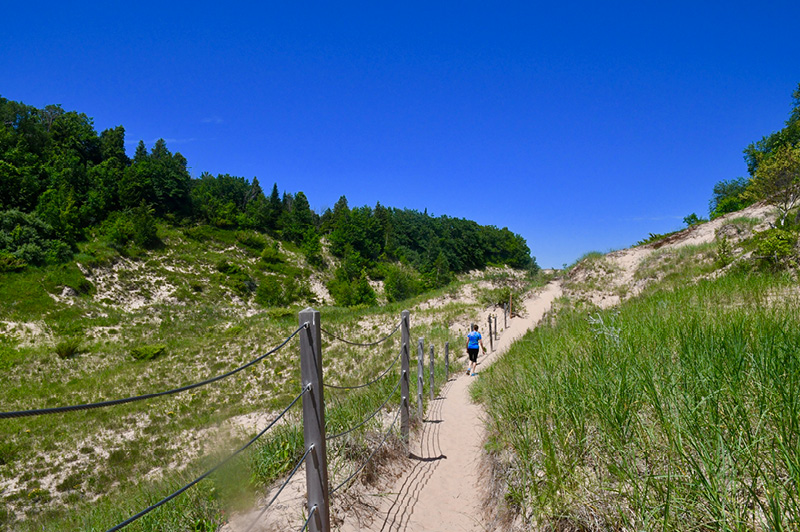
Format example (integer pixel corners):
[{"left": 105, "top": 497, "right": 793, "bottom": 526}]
[{"left": 337, "top": 281, "right": 562, "bottom": 532}]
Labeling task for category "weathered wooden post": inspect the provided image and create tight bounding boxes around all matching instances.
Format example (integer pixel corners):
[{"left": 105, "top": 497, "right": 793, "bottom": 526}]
[
  {"left": 494, "top": 314, "right": 498, "bottom": 341},
  {"left": 400, "top": 310, "right": 410, "bottom": 446},
  {"left": 488, "top": 316, "right": 493, "bottom": 352},
  {"left": 445, "top": 341, "right": 449, "bottom": 381},
  {"left": 417, "top": 338, "right": 424, "bottom": 419},
  {"left": 429, "top": 344, "right": 435, "bottom": 401},
  {"left": 299, "top": 308, "right": 330, "bottom": 532}
]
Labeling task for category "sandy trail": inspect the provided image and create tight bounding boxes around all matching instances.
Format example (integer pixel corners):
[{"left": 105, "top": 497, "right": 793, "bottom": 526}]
[
  {"left": 338, "top": 281, "right": 562, "bottom": 532},
  {"left": 223, "top": 282, "right": 562, "bottom": 532}
]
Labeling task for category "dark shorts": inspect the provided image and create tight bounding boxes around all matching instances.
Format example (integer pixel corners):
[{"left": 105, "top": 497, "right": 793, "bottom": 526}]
[{"left": 467, "top": 347, "right": 479, "bottom": 362}]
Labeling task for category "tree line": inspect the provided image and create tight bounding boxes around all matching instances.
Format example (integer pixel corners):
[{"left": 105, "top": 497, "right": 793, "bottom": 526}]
[
  {"left": 0, "top": 96, "right": 537, "bottom": 304},
  {"left": 706, "top": 82, "right": 800, "bottom": 223}
]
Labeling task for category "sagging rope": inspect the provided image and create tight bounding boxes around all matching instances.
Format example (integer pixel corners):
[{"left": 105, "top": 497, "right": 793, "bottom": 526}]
[
  {"left": 325, "top": 348, "right": 402, "bottom": 391},
  {"left": 106, "top": 384, "right": 310, "bottom": 532},
  {"left": 320, "top": 320, "right": 401, "bottom": 347},
  {"left": 0, "top": 323, "right": 308, "bottom": 419},
  {"left": 326, "top": 375, "right": 402, "bottom": 441}
]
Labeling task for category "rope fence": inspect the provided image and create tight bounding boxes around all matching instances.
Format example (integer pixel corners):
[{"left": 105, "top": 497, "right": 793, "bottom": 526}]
[
  {"left": 326, "top": 375, "right": 402, "bottom": 440},
  {"left": 0, "top": 323, "right": 308, "bottom": 419},
  {"left": 320, "top": 320, "right": 401, "bottom": 346},
  {"left": 107, "top": 386, "right": 310, "bottom": 532},
  {"left": 3, "top": 306, "right": 470, "bottom": 532}
]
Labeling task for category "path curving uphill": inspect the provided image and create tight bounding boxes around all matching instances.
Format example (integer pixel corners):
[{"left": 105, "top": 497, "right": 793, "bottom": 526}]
[{"left": 338, "top": 281, "right": 562, "bottom": 532}]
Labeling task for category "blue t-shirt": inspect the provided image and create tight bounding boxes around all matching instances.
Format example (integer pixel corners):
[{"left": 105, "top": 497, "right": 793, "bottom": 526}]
[{"left": 467, "top": 331, "right": 482, "bottom": 349}]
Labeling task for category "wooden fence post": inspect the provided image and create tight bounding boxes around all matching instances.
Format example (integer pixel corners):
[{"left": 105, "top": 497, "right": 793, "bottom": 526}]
[
  {"left": 494, "top": 314, "right": 498, "bottom": 341},
  {"left": 429, "top": 344, "right": 435, "bottom": 401},
  {"left": 417, "top": 338, "right": 424, "bottom": 419},
  {"left": 400, "top": 310, "right": 410, "bottom": 446},
  {"left": 445, "top": 341, "right": 449, "bottom": 381},
  {"left": 488, "top": 316, "right": 493, "bottom": 352},
  {"left": 299, "top": 308, "right": 330, "bottom": 532}
]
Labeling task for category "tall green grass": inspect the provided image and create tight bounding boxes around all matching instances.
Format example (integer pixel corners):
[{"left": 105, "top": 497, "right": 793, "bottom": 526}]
[{"left": 475, "top": 271, "right": 800, "bottom": 530}]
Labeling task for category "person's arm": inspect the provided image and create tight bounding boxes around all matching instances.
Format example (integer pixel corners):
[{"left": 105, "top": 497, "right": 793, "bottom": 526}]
[{"left": 480, "top": 337, "right": 486, "bottom": 353}]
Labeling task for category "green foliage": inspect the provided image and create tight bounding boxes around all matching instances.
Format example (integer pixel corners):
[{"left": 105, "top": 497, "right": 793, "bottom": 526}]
[
  {"left": 54, "top": 338, "right": 83, "bottom": 359},
  {"left": 0, "top": 209, "right": 73, "bottom": 267},
  {"left": 183, "top": 225, "right": 213, "bottom": 242},
  {"left": 260, "top": 242, "right": 282, "bottom": 264},
  {"left": 0, "top": 251, "right": 26, "bottom": 272},
  {"left": 300, "top": 228, "right": 323, "bottom": 268},
  {"left": 328, "top": 268, "right": 377, "bottom": 307},
  {"left": 0, "top": 438, "right": 19, "bottom": 466},
  {"left": 714, "top": 236, "right": 734, "bottom": 268},
  {"left": 475, "top": 272, "right": 800, "bottom": 529},
  {"left": 235, "top": 231, "right": 267, "bottom": 253},
  {"left": 682, "top": 213, "right": 706, "bottom": 226},
  {"left": 250, "top": 425, "right": 304, "bottom": 486},
  {"left": 755, "top": 228, "right": 797, "bottom": 268},
  {"left": 745, "top": 143, "right": 800, "bottom": 226},
  {"left": 102, "top": 205, "right": 160, "bottom": 251},
  {"left": 383, "top": 264, "right": 422, "bottom": 302},
  {"left": 709, "top": 177, "right": 752, "bottom": 219},
  {"left": 635, "top": 230, "right": 678, "bottom": 246},
  {"left": 216, "top": 260, "right": 256, "bottom": 296},
  {"left": 254, "top": 275, "right": 306, "bottom": 307},
  {"left": 743, "top": 82, "right": 800, "bottom": 177},
  {"left": 130, "top": 344, "right": 167, "bottom": 361}
]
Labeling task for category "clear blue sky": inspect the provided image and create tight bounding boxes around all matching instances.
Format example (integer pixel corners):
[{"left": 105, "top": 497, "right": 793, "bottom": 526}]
[{"left": 3, "top": 1, "right": 798, "bottom": 268}]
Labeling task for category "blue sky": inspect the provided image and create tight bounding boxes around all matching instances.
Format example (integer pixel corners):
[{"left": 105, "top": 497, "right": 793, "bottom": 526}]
[{"left": 2, "top": 2, "right": 798, "bottom": 268}]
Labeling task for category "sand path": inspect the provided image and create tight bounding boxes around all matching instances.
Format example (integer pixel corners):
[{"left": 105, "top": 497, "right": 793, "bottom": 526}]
[{"left": 339, "top": 281, "right": 562, "bottom": 532}]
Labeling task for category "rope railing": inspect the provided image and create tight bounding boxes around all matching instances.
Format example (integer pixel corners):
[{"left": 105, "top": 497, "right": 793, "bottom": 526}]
[
  {"left": 106, "top": 385, "right": 310, "bottom": 532},
  {"left": 299, "top": 505, "right": 318, "bottom": 532},
  {"left": 326, "top": 375, "right": 402, "bottom": 441},
  {"left": 0, "top": 323, "right": 308, "bottom": 420},
  {"left": 243, "top": 445, "right": 314, "bottom": 532},
  {"left": 320, "top": 320, "right": 401, "bottom": 346},
  {"left": 325, "top": 348, "right": 402, "bottom": 390},
  {"left": 5, "top": 308, "right": 456, "bottom": 532},
  {"left": 329, "top": 401, "right": 402, "bottom": 496}
]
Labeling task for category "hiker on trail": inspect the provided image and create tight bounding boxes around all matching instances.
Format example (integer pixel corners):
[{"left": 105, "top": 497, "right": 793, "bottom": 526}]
[{"left": 466, "top": 324, "right": 486, "bottom": 376}]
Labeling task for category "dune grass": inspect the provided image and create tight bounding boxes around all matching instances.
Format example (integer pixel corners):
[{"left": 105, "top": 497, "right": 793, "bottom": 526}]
[
  {"left": 474, "top": 270, "right": 800, "bottom": 530},
  {"left": 0, "top": 237, "right": 511, "bottom": 529}
]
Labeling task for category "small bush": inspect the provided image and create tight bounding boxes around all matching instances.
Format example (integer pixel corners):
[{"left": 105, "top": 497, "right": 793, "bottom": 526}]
[
  {"left": 215, "top": 260, "right": 241, "bottom": 275},
  {"left": 0, "top": 252, "right": 26, "bottom": 272},
  {"left": 55, "top": 338, "right": 83, "bottom": 359},
  {"left": 715, "top": 236, "right": 734, "bottom": 268},
  {"left": 183, "top": 225, "right": 212, "bottom": 242},
  {"left": 260, "top": 243, "right": 282, "bottom": 264},
  {"left": 131, "top": 344, "right": 167, "bottom": 361},
  {"left": 235, "top": 231, "right": 267, "bottom": 252},
  {"left": 756, "top": 228, "right": 796, "bottom": 268}
]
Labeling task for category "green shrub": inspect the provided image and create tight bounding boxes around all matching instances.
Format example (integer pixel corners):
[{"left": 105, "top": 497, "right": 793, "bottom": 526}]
[
  {"left": 54, "top": 338, "right": 83, "bottom": 359},
  {"left": 235, "top": 231, "right": 267, "bottom": 252},
  {"left": 384, "top": 264, "right": 422, "bottom": 302},
  {"left": 260, "top": 243, "right": 282, "bottom": 264},
  {"left": 216, "top": 260, "right": 256, "bottom": 296},
  {"left": 0, "top": 252, "right": 26, "bottom": 272},
  {"left": 130, "top": 344, "right": 167, "bottom": 361},
  {"left": 215, "top": 260, "right": 241, "bottom": 275},
  {"left": 183, "top": 225, "right": 212, "bottom": 242},
  {"left": 756, "top": 228, "right": 796, "bottom": 268},
  {"left": 255, "top": 275, "right": 308, "bottom": 307},
  {"left": 715, "top": 236, "right": 734, "bottom": 268}
]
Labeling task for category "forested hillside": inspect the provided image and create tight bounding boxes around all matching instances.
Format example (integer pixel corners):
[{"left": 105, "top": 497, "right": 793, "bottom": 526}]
[{"left": 0, "top": 96, "right": 537, "bottom": 306}]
